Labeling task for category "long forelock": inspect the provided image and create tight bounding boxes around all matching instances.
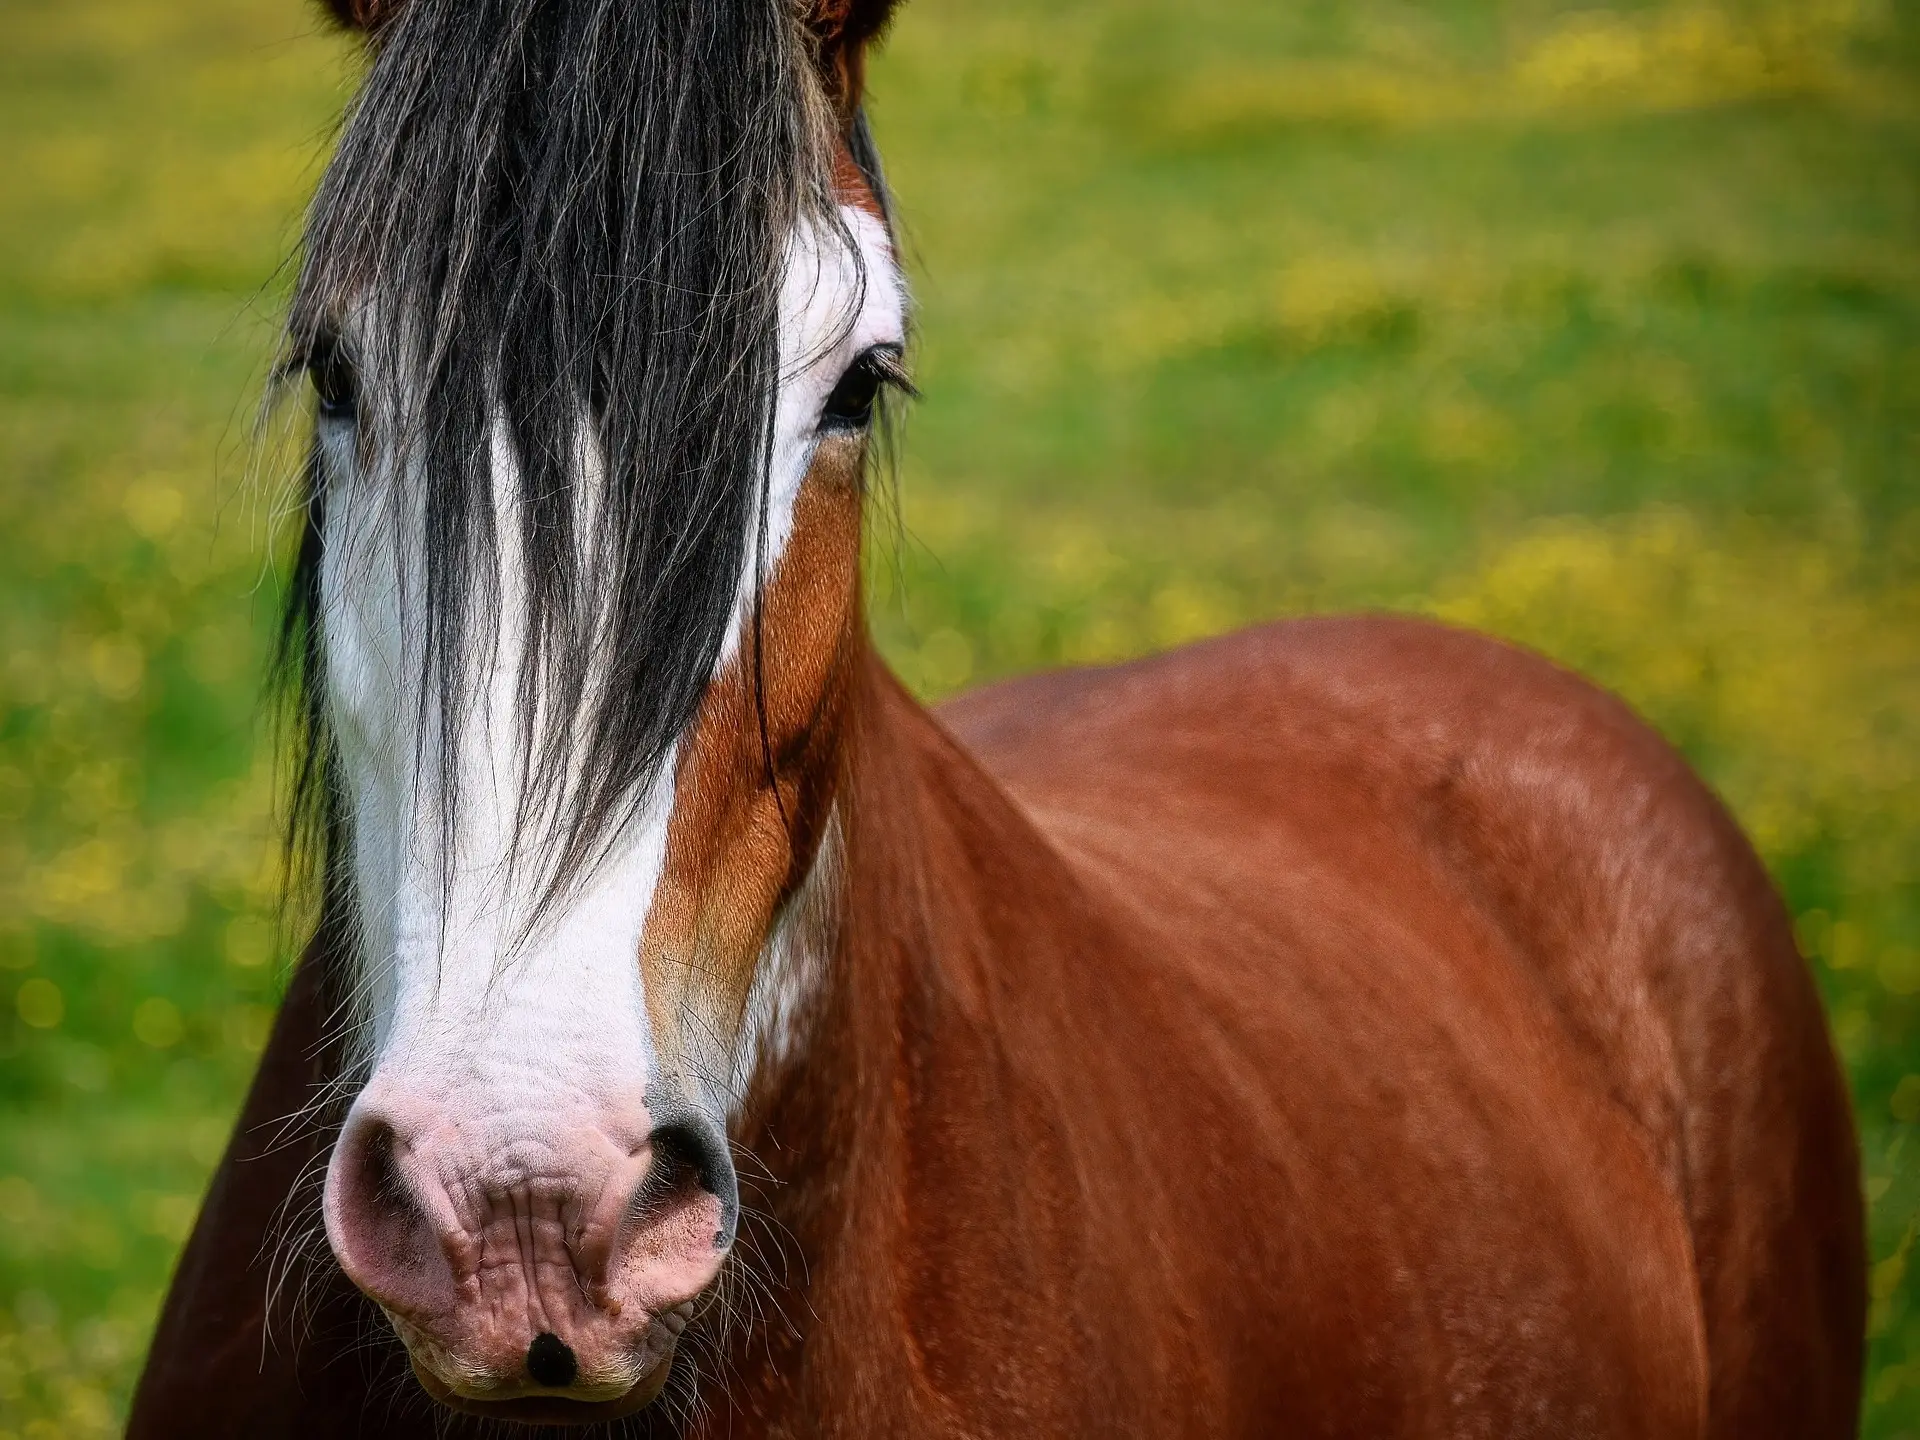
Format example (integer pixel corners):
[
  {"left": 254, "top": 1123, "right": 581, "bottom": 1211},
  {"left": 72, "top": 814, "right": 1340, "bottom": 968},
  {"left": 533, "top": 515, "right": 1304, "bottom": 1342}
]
[{"left": 282, "top": 0, "right": 841, "bottom": 919}]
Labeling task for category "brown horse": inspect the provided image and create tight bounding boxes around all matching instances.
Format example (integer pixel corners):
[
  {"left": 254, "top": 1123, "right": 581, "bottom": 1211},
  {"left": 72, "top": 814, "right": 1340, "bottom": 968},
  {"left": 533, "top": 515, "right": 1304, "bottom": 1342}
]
[{"left": 130, "top": 0, "right": 1864, "bottom": 1434}]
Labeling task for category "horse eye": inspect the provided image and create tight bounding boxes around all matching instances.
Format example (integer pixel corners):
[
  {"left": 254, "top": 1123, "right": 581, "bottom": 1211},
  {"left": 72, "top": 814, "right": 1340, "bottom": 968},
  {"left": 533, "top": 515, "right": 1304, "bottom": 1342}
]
[
  {"left": 309, "top": 335, "right": 359, "bottom": 422},
  {"left": 818, "top": 351, "right": 886, "bottom": 432}
]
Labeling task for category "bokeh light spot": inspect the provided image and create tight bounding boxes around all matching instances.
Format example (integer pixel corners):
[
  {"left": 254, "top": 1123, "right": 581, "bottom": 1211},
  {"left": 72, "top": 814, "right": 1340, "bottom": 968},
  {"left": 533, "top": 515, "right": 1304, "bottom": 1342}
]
[
  {"left": 15, "top": 979, "right": 64, "bottom": 1030},
  {"left": 131, "top": 997, "right": 184, "bottom": 1049}
]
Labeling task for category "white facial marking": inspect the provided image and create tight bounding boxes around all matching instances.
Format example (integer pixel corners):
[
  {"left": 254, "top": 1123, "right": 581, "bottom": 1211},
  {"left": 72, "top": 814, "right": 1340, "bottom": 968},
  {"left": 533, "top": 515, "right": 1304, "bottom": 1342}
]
[{"left": 319, "top": 203, "right": 904, "bottom": 1117}]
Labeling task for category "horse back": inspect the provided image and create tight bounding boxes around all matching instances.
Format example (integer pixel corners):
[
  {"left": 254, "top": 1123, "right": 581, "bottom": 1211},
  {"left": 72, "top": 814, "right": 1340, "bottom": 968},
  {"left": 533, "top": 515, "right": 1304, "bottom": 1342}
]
[{"left": 938, "top": 613, "right": 1862, "bottom": 1438}]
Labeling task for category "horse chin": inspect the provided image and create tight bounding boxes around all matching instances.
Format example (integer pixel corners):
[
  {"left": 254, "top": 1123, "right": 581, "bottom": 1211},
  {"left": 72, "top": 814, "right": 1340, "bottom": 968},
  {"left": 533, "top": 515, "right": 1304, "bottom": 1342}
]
[{"left": 408, "top": 1344, "right": 678, "bottom": 1425}]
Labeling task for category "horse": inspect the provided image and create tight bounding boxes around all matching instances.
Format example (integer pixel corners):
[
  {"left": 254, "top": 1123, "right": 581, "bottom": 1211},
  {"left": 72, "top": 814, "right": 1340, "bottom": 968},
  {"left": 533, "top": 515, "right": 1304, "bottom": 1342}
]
[{"left": 128, "top": 0, "right": 1865, "bottom": 1434}]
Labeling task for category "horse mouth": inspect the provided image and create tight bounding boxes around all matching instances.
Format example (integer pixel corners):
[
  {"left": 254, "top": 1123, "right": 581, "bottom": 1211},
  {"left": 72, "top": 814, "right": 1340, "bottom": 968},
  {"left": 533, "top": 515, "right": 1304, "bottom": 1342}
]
[{"left": 408, "top": 1343, "right": 678, "bottom": 1425}]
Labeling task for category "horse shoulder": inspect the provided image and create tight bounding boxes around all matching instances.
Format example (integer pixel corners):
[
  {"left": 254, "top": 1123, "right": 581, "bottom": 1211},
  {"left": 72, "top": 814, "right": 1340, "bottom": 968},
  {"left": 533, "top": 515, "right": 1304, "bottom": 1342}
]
[
  {"left": 939, "top": 612, "right": 1856, "bottom": 1434},
  {"left": 938, "top": 613, "right": 1832, "bottom": 1195}
]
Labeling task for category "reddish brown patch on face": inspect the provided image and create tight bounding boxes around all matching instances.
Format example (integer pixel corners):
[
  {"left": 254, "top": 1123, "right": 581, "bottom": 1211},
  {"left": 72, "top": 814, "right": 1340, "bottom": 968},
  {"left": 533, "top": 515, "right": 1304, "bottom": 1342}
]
[
  {"left": 639, "top": 436, "right": 865, "bottom": 1079},
  {"left": 831, "top": 145, "right": 886, "bottom": 222}
]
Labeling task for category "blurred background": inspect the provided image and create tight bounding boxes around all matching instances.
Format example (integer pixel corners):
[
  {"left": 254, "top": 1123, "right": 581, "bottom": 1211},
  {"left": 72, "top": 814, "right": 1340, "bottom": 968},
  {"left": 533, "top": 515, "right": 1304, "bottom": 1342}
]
[{"left": 0, "top": 0, "right": 1915, "bottom": 1432}]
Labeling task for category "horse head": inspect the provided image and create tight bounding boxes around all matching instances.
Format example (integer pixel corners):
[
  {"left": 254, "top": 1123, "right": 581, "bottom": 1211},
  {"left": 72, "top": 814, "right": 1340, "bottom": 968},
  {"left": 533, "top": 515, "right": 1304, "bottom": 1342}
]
[{"left": 286, "top": 0, "right": 903, "bottom": 1420}]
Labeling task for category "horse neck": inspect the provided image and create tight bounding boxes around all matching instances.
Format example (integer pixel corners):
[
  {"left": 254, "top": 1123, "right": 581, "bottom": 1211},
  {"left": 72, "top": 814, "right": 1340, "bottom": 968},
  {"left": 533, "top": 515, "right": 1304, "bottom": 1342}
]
[{"left": 723, "top": 637, "right": 1097, "bottom": 1392}]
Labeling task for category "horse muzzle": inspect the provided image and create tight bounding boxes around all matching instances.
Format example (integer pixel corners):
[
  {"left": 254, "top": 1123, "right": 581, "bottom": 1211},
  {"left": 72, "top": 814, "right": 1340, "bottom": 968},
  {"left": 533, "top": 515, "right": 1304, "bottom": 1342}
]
[{"left": 321, "top": 1079, "right": 736, "bottom": 1421}]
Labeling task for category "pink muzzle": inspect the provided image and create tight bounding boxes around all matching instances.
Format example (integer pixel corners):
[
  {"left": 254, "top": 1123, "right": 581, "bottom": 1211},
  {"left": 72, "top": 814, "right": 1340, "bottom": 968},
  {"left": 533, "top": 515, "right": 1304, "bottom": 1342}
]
[{"left": 322, "top": 1078, "right": 735, "bottom": 1417}]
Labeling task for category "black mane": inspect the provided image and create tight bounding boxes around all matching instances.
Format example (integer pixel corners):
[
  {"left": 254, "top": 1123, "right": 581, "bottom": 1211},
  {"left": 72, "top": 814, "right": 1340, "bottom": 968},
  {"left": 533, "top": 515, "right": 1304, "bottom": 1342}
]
[{"left": 280, "top": 0, "right": 835, "bottom": 915}]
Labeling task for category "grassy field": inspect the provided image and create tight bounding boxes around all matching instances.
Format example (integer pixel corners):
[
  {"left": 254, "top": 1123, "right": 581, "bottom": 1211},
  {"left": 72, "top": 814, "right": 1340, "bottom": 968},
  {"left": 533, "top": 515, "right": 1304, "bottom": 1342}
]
[{"left": 0, "top": 0, "right": 1915, "bottom": 1432}]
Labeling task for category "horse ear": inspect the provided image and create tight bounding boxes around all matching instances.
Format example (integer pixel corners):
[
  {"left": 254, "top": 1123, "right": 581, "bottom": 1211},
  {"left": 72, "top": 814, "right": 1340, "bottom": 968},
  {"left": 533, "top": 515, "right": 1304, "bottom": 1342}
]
[
  {"left": 319, "top": 0, "right": 400, "bottom": 34},
  {"left": 806, "top": 0, "right": 902, "bottom": 111}
]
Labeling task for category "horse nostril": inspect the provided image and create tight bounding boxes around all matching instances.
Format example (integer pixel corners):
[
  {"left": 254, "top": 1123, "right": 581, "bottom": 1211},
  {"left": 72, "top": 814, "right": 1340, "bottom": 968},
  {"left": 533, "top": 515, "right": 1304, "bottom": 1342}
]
[
  {"left": 637, "top": 1112, "right": 739, "bottom": 1249},
  {"left": 361, "top": 1123, "right": 409, "bottom": 1213},
  {"left": 325, "top": 1113, "right": 436, "bottom": 1296},
  {"left": 646, "top": 1123, "right": 716, "bottom": 1197},
  {"left": 526, "top": 1331, "right": 577, "bottom": 1388}
]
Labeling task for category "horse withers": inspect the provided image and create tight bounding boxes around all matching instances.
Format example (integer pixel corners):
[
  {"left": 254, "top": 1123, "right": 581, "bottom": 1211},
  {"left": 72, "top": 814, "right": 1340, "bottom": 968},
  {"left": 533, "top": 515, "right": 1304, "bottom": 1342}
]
[{"left": 129, "top": 0, "right": 1864, "bottom": 1434}]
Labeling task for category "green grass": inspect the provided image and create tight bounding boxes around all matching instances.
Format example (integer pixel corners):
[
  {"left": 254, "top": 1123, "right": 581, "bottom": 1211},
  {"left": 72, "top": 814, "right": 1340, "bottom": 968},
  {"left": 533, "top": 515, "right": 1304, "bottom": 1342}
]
[{"left": 0, "top": 0, "right": 1915, "bottom": 1432}]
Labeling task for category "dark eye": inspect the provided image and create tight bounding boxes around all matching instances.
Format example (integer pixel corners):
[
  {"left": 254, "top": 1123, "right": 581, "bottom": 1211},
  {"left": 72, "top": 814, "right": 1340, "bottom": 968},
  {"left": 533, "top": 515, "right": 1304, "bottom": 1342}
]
[
  {"left": 309, "top": 333, "right": 358, "bottom": 422},
  {"left": 818, "top": 345, "right": 909, "bottom": 433}
]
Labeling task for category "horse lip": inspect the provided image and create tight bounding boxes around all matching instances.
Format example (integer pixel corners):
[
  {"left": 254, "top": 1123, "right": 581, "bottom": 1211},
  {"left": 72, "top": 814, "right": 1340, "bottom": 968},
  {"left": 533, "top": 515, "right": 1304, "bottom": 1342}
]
[{"left": 408, "top": 1343, "right": 677, "bottom": 1425}]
